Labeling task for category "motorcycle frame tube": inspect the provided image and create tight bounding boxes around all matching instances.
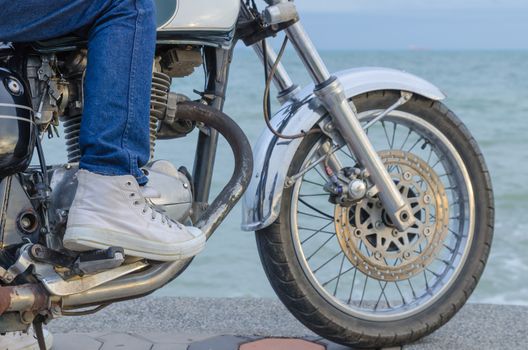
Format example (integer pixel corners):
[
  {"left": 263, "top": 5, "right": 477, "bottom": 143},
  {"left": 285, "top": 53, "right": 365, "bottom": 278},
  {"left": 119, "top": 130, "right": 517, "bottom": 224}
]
[
  {"left": 192, "top": 46, "right": 232, "bottom": 215},
  {"left": 284, "top": 21, "right": 414, "bottom": 230}
]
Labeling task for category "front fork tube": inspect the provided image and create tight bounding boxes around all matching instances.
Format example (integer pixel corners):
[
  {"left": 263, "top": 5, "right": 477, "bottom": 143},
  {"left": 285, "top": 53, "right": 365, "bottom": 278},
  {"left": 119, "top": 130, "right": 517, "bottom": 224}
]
[{"left": 285, "top": 22, "right": 414, "bottom": 231}]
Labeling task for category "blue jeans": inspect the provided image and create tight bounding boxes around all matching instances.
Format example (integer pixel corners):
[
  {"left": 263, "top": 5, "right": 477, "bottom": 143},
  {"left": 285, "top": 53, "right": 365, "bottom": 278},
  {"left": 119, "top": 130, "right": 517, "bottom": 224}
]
[{"left": 0, "top": 0, "right": 156, "bottom": 185}]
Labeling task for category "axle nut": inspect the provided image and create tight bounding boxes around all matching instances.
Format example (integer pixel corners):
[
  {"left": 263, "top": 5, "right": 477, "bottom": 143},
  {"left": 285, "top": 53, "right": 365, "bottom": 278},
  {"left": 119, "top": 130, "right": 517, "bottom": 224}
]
[{"left": 400, "top": 211, "right": 410, "bottom": 222}]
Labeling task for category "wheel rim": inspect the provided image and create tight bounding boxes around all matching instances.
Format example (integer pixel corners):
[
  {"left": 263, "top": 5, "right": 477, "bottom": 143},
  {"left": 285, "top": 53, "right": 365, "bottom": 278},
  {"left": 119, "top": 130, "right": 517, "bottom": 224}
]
[{"left": 289, "top": 110, "right": 475, "bottom": 321}]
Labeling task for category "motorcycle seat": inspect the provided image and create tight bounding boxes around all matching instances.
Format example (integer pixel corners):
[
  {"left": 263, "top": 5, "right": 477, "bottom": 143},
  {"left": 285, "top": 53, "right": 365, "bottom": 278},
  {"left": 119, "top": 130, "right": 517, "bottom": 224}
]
[{"left": 15, "top": 35, "right": 87, "bottom": 52}]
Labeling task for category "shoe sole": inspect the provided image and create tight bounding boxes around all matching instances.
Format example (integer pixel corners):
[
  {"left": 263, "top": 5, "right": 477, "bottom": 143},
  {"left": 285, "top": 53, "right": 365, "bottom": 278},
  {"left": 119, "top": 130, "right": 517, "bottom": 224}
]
[{"left": 63, "top": 226, "right": 206, "bottom": 261}]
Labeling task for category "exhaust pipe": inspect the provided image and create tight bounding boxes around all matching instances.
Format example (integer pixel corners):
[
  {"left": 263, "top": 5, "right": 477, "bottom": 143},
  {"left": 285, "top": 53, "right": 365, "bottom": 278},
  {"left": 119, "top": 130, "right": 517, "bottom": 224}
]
[
  {"left": 61, "top": 101, "right": 254, "bottom": 307},
  {"left": 0, "top": 284, "right": 49, "bottom": 315}
]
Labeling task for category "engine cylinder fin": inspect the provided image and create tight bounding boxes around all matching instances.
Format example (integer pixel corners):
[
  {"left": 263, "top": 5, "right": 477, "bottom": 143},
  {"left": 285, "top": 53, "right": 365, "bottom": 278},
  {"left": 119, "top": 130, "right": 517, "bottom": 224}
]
[
  {"left": 61, "top": 114, "right": 82, "bottom": 163},
  {"left": 59, "top": 70, "right": 171, "bottom": 163}
]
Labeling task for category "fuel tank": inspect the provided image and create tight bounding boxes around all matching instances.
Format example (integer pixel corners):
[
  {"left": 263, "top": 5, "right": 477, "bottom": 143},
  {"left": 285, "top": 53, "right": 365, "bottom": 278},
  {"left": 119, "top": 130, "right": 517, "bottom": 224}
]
[
  {"left": 0, "top": 68, "right": 35, "bottom": 180},
  {"left": 155, "top": 0, "right": 240, "bottom": 47}
]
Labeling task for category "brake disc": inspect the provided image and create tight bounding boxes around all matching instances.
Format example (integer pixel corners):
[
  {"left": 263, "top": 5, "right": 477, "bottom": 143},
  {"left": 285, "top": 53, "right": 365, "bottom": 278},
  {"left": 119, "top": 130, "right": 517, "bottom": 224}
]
[{"left": 335, "top": 150, "right": 449, "bottom": 281}]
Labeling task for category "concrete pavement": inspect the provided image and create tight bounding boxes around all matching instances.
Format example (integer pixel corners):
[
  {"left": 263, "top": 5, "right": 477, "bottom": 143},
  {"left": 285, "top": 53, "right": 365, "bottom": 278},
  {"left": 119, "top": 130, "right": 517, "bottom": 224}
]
[{"left": 47, "top": 297, "right": 528, "bottom": 349}]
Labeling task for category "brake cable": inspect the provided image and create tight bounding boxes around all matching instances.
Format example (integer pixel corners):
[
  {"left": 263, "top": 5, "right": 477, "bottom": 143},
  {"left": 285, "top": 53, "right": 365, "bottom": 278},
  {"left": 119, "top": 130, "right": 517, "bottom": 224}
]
[{"left": 262, "top": 37, "right": 321, "bottom": 140}]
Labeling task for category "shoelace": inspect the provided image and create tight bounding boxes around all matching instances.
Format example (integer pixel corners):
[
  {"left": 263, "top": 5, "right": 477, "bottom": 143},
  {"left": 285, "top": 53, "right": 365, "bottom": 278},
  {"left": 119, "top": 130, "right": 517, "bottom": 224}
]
[{"left": 126, "top": 181, "right": 182, "bottom": 229}]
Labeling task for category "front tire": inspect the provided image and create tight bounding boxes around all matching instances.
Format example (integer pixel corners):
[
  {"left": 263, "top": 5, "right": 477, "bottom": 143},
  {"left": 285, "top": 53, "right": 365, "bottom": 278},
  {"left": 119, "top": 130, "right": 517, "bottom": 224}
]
[{"left": 256, "top": 91, "right": 494, "bottom": 348}]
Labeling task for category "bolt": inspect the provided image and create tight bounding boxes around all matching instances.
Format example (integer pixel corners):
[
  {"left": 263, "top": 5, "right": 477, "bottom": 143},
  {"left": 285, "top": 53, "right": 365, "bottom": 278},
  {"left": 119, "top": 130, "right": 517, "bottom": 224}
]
[
  {"left": 424, "top": 194, "right": 432, "bottom": 204},
  {"left": 400, "top": 211, "right": 410, "bottom": 222},
  {"left": 403, "top": 172, "right": 412, "bottom": 181},
  {"left": 354, "top": 229, "right": 362, "bottom": 237},
  {"left": 392, "top": 229, "right": 399, "bottom": 237},
  {"left": 375, "top": 221, "right": 383, "bottom": 229},
  {"left": 183, "top": 183, "right": 189, "bottom": 189},
  {"left": 424, "top": 227, "right": 432, "bottom": 236},
  {"left": 20, "top": 311, "right": 34, "bottom": 325},
  {"left": 7, "top": 79, "right": 21, "bottom": 95},
  {"left": 374, "top": 251, "right": 382, "bottom": 260},
  {"left": 376, "top": 201, "right": 383, "bottom": 209},
  {"left": 403, "top": 251, "right": 411, "bottom": 260},
  {"left": 32, "top": 245, "right": 43, "bottom": 256},
  {"left": 20, "top": 217, "right": 32, "bottom": 229}
]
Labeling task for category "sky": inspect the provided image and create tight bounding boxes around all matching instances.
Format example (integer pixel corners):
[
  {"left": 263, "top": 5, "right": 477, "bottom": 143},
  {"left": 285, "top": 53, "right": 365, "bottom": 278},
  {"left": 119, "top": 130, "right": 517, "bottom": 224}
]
[{"left": 278, "top": 0, "right": 528, "bottom": 50}]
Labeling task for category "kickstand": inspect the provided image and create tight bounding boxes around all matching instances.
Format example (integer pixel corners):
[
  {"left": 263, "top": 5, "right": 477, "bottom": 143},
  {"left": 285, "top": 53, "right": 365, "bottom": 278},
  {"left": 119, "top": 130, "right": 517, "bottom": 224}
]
[{"left": 32, "top": 320, "right": 47, "bottom": 350}]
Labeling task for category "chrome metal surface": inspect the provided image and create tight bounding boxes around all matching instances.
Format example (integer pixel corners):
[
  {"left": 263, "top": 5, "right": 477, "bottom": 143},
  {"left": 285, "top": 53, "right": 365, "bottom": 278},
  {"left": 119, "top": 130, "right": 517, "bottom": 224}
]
[
  {"left": 285, "top": 22, "right": 331, "bottom": 84},
  {"left": 1, "top": 245, "right": 33, "bottom": 283},
  {"left": 242, "top": 67, "right": 446, "bottom": 231},
  {"left": 157, "top": 0, "right": 240, "bottom": 33},
  {"left": 0, "top": 284, "right": 48, "bottom": 315},
  {"left": 363, "top": 91, "right": 412, "bottom": 130},
  {"left": 35, "top": 261, "right": 148, "bottom": 297},
  {"left": 145, "top": 160, "right": 193, "bottom": 222},
  {"left": 62, "top": 260, "right": 184, "bottom": 307},
  {"left": 155, "top": 0, "right": 239, "bottom": 48},
  {"left": 347, "top": 179, "right": 367, "bottom": 201},
  {"left": 263, "top": 2, "right": 299, "bottom": 26},
  {"left": 6, "top": 78, "right": 21, "bottom": 95},
  {"left": 288, "top": 110, "right": 474, "bottom": 321},
  {"left": 252, "top": 41, "right": 296, "bottom": 94},
  {"left": 314, "top": 79, "right": 414, "bottom": 231},
  {"left": 2, "top": 244, "right": 148, "bottom": 297}
]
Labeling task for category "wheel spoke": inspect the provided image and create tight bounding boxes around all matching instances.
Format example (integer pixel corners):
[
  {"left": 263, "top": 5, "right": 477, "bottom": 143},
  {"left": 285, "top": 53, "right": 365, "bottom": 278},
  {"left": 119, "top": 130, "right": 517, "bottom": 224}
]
[
  {"left": 347, "top": 266, "right": 359, "bottom": 304},
  {"left": 313, "top": 250, "right": 343, "bottom": 274},
  {"left": 298, "top": 211, "right": 333, "bottom": 221},
  {"left": 314, "top": 167, "right": 328, "bottom": 182},
  {"left": 322, "top": 266, "right": 356, "bottom": 287},
  {"left": 288, "top": 110, "right": 473, "bottom": 319},
  {"left": 301, "top": 221, "right": 335, "bottom": 244},
  {"left": 299, "top": 193, "right": 331, "bottom": 198},
  {"left": 334, "top": 254, "right": 347, "bottom": 296},
  {"left": 359, "top": 276, "right": 368, "bottom": 307},
  {"left": 299, "top": 198, "right": 334, "bottom": 219},
  {"left": 302, "top": 179, "right": 326, "bottom": 187},
  {"left": 307, "top": 234, "right": 336, "bottom": 261}
]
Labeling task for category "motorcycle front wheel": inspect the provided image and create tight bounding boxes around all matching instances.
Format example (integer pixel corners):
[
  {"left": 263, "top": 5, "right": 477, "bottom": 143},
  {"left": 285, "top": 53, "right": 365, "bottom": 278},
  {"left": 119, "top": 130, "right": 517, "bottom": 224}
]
[{"left": 256, "top": 90, "right": 494, "bottom": 348}]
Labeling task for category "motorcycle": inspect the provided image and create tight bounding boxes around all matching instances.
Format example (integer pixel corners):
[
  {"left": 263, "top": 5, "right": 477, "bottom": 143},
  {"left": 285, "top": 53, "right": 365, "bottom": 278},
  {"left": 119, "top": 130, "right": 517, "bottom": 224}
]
[{"left": 0, "top": 0, "right": 494, "bottom": 348}]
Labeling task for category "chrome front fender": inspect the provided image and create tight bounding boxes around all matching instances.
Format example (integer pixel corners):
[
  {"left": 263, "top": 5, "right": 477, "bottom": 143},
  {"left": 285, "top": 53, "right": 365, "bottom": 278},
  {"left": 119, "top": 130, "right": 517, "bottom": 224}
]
[{"left": 241, "top": 67, "right": 446, "bottom": 231}]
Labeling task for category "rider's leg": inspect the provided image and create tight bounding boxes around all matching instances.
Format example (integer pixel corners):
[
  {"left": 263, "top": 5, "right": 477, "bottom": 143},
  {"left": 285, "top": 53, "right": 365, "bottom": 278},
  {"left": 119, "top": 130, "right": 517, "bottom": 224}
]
[
  {"left": 0, "top": 0, "right": 152, "bottom": 184},
  {"left": 79, "top": 0, "right": 154, "bottom": 185},
  {"left": 0, "top": 0, "right": 205, "bottom": 261}
]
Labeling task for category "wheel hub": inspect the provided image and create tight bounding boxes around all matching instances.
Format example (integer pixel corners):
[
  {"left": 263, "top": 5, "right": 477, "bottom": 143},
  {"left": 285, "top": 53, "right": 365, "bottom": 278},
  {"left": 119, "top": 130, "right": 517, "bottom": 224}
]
[{"left": 335, "top": 150, "right": 450, "bottom": 281}]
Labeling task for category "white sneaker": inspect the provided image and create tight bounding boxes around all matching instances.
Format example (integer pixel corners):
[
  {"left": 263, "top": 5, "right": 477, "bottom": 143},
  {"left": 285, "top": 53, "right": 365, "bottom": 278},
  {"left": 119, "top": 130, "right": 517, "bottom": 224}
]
[
  {"left": 0, "top": 328, "right": 53, "bottom": 350},
  {"left": 63, "top": 170, "right": 206, "bottom": 261}
]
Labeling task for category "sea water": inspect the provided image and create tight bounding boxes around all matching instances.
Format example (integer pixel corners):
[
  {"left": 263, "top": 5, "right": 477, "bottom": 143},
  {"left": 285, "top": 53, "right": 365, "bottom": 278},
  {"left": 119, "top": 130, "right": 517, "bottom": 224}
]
[{"left": 40, "top": 50, "right": 528, "bottom": 305}]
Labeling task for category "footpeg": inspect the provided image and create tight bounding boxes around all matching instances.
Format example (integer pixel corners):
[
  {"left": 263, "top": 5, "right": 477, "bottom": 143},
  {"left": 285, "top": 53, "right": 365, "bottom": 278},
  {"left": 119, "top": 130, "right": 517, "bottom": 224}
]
[
  {"left": 6, "top": 244, "right": 148, "bottom": 296},
  {"left": 73, "top": 247, "right": 125, "bottom": 275},
  {"left": 29, "top": 244, "right": 126, "bottom": 276}
]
